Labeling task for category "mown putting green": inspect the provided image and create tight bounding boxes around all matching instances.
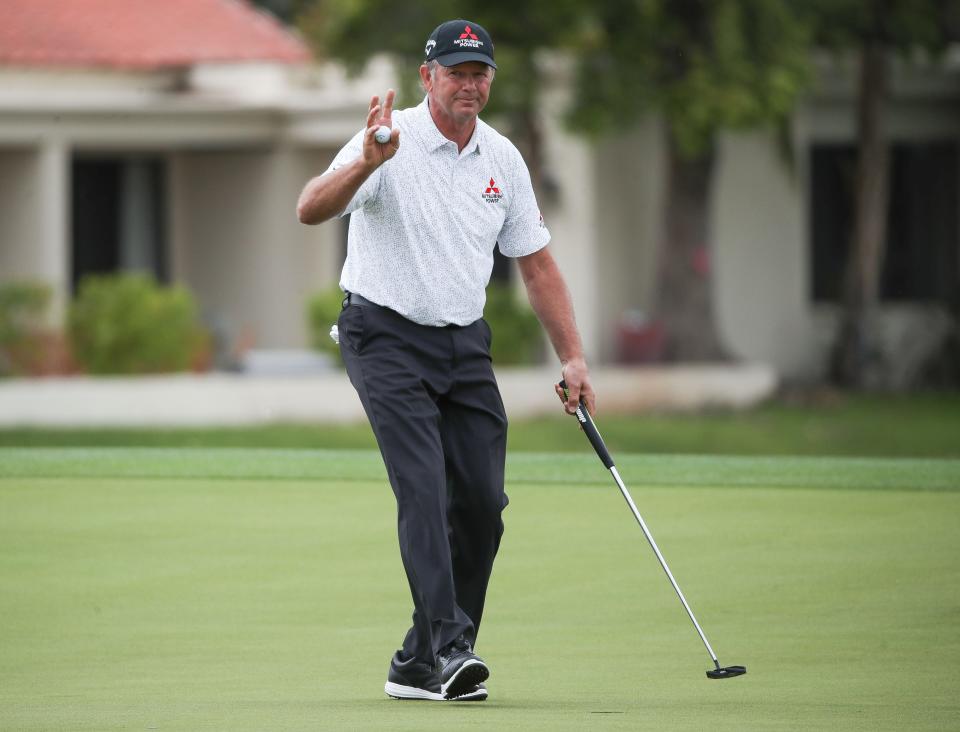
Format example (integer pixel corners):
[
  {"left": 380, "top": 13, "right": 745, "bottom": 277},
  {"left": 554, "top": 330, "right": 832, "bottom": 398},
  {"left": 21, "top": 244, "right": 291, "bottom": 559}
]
[{"left": 1, "top": 448, "right": 958, "bottom": 730}]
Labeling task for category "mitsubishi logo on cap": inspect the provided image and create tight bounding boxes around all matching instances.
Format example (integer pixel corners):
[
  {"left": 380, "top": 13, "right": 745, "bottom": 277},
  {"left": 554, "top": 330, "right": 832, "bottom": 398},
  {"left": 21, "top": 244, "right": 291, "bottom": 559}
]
[
  {"left": 424, "top": 19, "right": 497, "bottom": 68},
  {"left": 454, "top": 23, "right": 484, "bottom": 50}
]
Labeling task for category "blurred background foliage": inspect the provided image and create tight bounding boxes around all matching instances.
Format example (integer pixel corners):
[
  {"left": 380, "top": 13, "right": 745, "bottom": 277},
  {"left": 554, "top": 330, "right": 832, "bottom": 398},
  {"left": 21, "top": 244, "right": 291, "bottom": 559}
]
[
  {"left": 68, "top": 274, "right": 205, "bottom": 375},
  {"left": 306, "top": 285, "right": 345, "bottom": 366},
  {"left": 0, "top": 281, "right": 53, "bottom": 377},
  {"left": 482, "top": 283, "right": 542, "bottom": 365}
]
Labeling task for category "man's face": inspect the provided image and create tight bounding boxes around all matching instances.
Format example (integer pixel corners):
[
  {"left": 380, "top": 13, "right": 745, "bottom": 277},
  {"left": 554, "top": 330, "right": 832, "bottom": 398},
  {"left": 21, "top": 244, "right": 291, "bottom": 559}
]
[{"left": 422, "top": 61, "right": 493, "bottom": 124}]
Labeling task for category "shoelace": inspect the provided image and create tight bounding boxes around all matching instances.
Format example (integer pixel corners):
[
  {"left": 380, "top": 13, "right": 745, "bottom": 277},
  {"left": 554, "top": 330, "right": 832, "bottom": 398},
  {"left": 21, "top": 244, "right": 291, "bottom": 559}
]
[{"left": 441, "top": 636, "right": 472, "bottom": 660}]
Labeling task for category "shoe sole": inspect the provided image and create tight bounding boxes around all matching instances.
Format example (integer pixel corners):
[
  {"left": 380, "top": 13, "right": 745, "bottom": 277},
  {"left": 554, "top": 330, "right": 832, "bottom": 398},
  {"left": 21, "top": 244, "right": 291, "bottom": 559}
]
[
  {"left": 384, "top": 681, "right": 445, "bottom": 701},
  {"left": 441, "top": 659, "right": 489, "bottom": 699},
  {"left": 451, "top": 686, "right": 488, "bottom": 702}
]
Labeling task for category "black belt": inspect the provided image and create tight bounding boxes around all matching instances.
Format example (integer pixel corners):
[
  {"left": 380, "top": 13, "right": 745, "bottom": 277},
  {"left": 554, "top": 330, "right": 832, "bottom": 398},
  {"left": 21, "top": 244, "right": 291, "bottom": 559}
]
[
  {"left": 343, "top": 292, "right": 465, "bottom": 329},
  {"left": 343, "top": 292, "right": 376, "bottom": 307}
]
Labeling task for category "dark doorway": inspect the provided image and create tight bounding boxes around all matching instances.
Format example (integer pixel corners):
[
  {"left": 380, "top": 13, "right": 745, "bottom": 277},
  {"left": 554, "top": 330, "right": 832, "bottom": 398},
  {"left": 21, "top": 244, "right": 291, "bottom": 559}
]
[{"left": 71, "top": 156, "right": 168, "bottom": 291}]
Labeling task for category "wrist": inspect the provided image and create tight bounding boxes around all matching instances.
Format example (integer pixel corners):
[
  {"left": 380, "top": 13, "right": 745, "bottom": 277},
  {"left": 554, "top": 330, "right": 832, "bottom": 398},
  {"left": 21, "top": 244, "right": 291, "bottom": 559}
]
[{"left": 355, "top": 156, "right": 379, "bottom": 177}]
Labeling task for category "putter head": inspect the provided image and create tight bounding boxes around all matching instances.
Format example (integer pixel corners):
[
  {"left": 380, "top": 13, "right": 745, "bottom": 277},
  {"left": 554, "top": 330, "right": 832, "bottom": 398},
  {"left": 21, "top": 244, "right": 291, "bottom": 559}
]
[{"left": 706, "top": 665, "right": 746, "bottom": 679}]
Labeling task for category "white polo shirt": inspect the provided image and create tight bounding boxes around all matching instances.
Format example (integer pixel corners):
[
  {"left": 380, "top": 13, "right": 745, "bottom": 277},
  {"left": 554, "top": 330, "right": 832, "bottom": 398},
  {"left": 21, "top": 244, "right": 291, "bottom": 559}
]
[{"left": 325, "top": 97, "right": 550, "bottom": 326}]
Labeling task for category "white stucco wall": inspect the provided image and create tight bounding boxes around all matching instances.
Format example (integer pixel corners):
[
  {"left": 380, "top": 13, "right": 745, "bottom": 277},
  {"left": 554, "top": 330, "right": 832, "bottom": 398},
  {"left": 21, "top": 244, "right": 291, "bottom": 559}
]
[
  {"left": 170, "top": 147, "right": 339, "bottom": 351},
  {"left": 591, "top": 120, "right": 664, "bottom": 362},
  {"left": 533, "top": 77, "right": 595, "bottom": 363},
  {"left": 712, "top": 130, "right": 822, "bottom": 379}
]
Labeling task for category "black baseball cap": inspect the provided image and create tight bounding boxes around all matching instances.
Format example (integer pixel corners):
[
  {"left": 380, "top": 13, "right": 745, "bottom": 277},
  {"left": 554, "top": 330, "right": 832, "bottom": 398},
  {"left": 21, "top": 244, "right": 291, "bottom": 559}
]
[{"left": 424, "top": 19, "right": 496, "bottom": 69}]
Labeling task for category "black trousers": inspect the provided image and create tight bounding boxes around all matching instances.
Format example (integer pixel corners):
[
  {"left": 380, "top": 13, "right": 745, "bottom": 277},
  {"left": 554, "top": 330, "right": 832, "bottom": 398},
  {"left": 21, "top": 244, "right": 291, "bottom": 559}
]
[{"left": 337, "top": 298, "right": 508, "bottom": 666}]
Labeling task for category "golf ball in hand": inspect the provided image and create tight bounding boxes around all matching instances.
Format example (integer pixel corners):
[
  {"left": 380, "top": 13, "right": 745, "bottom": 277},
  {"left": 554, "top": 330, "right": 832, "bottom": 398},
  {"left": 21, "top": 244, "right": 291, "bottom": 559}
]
[{"left": 374, "top": 126, "right": 391, "bottom": 144}]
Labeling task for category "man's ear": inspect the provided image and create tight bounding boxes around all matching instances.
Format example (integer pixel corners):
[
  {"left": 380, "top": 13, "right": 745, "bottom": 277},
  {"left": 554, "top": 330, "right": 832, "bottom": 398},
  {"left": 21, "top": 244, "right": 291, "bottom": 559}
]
[{"left": 418, "top": 64, "right": 432, "bottom": 92}]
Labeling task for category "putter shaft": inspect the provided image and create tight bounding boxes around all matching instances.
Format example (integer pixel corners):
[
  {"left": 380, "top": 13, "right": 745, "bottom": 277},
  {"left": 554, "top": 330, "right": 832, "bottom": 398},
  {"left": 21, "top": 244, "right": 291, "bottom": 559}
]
[
  {"left": 608, "top": 465, "right": 720, "bottom": 669},
  {"left": 558, "top": 380, "right": 744, "bottom": 678}
]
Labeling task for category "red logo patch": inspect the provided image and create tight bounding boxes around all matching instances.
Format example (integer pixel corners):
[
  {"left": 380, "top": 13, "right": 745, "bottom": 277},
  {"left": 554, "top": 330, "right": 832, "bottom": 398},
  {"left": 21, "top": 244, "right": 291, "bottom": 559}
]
[
  {"left": 454, "top": 25, "right": 484, "bottom": 49},
  {"left": 482, "top": 178, "right": 503, "bottom": 203}
]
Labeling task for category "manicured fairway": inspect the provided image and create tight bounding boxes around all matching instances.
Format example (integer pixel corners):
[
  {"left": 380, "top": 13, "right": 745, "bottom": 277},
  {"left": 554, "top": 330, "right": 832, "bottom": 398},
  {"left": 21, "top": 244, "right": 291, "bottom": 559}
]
[{"left": 1, "top": 448, "right": 958, "bottom": 731}]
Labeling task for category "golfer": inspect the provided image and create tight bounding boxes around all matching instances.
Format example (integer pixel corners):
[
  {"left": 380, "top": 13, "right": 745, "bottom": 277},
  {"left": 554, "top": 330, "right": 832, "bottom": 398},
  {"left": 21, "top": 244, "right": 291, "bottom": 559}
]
[{"left": 297, "top": 18, "right": 595, "bottom": 702}]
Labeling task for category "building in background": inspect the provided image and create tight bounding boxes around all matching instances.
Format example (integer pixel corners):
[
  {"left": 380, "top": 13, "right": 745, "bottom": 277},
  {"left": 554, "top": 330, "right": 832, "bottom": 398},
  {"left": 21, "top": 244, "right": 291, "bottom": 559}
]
[
  {"left": 0, "top": 0, "right": 359, "bottom": 360},
  {"left": 0, "top": 0, "right": 957, "bottom": 383}
]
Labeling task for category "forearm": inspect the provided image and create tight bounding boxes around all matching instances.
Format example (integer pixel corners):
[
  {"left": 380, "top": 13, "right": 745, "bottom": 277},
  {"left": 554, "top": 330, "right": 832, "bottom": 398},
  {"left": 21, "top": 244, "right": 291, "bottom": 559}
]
[
  {"left": 519, "top": 246, "right": 595, "bottom": 413},
  {"left": 520, "top": 253, "right": 584, "bottom": 366},
  {"left": 296, "top": 157, "right": 375, "bottom": 225}
]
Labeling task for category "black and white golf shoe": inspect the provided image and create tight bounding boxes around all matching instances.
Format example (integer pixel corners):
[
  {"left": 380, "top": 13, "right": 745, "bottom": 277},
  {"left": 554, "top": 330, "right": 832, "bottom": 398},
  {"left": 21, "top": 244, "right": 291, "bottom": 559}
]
[
  {"left": 438, "top": 636, "right": 489, "bottom": 700},
  {"left": 384, "top": 656, "right": 444, "bottom": 701}
]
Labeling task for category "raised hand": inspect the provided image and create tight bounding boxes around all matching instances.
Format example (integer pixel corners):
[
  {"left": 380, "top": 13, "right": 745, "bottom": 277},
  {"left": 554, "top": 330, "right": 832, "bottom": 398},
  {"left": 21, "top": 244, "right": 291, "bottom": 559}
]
[{"left": 362, "top": 89, "right": 400, "bottom": 169}]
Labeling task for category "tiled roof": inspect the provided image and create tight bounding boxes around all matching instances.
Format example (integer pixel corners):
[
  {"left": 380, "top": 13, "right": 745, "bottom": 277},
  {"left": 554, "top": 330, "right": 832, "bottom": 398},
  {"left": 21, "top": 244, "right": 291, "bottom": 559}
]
[{"left": 0, "top": 0, "right": 311, "bottom": 69}]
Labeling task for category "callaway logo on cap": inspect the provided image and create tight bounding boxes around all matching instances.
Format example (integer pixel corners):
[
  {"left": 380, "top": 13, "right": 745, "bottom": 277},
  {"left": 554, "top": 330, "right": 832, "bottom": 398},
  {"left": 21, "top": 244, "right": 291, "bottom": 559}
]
[{"left": 424, "top": 19, "right": 497, "bottom": 69}]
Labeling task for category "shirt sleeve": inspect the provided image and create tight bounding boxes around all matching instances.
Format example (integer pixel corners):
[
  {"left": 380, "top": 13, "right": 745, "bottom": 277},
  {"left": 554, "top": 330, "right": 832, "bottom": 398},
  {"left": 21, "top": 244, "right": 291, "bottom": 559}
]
[
  {"left": 495, "top": 150, "right": 551, "bottom": 258},
  {"left": 321, "top": 128, "right": 382, "bottom": 217}
]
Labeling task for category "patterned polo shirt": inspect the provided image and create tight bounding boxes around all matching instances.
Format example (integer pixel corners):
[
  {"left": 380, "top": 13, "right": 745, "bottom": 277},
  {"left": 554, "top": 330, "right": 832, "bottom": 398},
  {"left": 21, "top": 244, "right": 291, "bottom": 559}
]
[{"left": 325, "top": 97, "right": 550, "bottom": 327}]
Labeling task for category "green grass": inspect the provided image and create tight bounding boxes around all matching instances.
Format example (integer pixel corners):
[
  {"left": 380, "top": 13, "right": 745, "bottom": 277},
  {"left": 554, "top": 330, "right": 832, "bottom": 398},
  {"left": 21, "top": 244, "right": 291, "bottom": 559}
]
[
  {"left": 2, "top": 392, "right": 959, "bottom": 457},
  {"left": 2, "top": 448, "right": 959, "bottom": 730}
]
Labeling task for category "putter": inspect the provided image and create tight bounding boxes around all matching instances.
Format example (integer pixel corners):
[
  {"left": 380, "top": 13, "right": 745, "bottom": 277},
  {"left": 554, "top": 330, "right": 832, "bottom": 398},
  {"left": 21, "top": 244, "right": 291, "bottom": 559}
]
[{"left": 558, "top": 380, "right": 746, "bottom": 680}]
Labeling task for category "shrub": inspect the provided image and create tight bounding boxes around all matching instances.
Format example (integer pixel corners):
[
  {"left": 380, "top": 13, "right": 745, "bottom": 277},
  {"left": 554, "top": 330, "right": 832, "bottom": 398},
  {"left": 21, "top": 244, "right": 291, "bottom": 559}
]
[
  {"left": 68, "top": 273, "right": 203, "bottom": 375},
  {"left": 483, "top": 282, "right": 543, "bottom": 365},
  {"left": 307, "top": 283, "right": 542, "bottom": 367},
  {"left": 0, "top": 281, "right": 53, "bottom": 376},
  {"left": 307, "top": 286, "right": 347, "bottom": 366}
]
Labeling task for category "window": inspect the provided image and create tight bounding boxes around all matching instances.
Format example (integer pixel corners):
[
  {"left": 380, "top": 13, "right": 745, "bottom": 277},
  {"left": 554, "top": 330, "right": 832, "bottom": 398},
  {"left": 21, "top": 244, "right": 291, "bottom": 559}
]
[
  {"left": 71, "top": 156, "right": 167, "bottom": 291},
  {"left": 809, "top": 141, "right": 958, "bottom": 303}
]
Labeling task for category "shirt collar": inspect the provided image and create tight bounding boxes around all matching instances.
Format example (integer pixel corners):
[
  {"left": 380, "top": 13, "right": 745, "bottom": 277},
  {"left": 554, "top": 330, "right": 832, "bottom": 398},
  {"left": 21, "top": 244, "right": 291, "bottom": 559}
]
[{"left": 417, "top": 96, "right": 483, "bottom": 155}]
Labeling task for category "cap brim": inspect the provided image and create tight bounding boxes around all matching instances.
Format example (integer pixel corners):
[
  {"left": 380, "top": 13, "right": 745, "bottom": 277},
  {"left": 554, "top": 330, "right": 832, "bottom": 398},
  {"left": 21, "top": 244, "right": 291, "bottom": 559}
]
[{"left": 435, "top": 52, "right": 496, "bottom": 69}]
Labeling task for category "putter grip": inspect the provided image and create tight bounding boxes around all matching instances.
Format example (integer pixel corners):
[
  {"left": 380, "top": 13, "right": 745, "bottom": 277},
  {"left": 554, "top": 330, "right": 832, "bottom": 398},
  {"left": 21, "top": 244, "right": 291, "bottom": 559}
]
[{"left": 559, "top": 379, "right": 614, "bottom": 469}]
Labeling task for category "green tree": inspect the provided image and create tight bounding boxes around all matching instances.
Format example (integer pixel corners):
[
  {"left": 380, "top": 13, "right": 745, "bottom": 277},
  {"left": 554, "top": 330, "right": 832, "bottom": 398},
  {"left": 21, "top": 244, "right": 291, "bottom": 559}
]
[
  {"left": 800, "top": 0, "right": 957, "bottom": 388},
  {"left": 567, "top": 0, "right": 810, "bottom": 361},
  {"left": 251, "top": 0, "right": 303, "bottom": 24}
]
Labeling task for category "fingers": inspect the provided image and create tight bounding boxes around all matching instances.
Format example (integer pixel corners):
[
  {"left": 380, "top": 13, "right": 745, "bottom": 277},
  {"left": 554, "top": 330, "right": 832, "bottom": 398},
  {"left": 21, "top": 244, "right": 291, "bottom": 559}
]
[
  {"left": 361, "top": 89, "right": 399, "bottom": 172},
  {"left": 364, "top": 90, "right": 399, "bottom": 153},
  {"left": 367, "top": 97, "right": 380, "bottom": 130},
  {"left": 554, "top": 379, "right": 579, "bottom": 415},
  {"left": 565, "top": 381, "right": 581, "bottom": 414},
  {"left": 581, "top": 385, "right": 597, "bottom": 416},
  {"left": 366, "top": 89, "right": 394, "bottom": 128},
  {"left": 382, "top": 89, "right": 395, "bottom": 122},
  {"left": 559, "top": 360, "right": 595, "bottom": 416}
]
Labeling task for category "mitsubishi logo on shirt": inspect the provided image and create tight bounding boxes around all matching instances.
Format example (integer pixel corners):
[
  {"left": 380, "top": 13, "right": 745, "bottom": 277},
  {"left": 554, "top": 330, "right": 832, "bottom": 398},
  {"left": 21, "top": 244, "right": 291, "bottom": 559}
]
[{"left": 482, "top": 178, "right": 503, "bottom": 203}]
